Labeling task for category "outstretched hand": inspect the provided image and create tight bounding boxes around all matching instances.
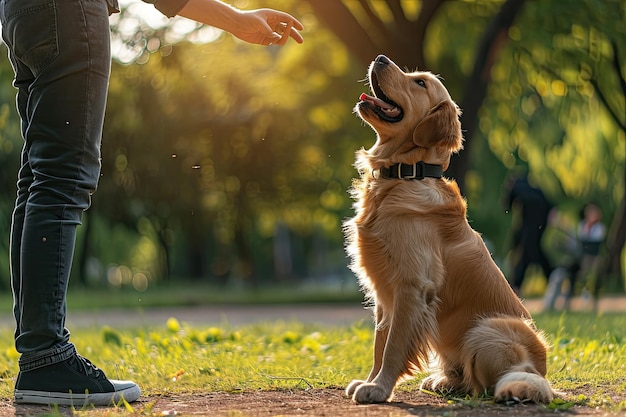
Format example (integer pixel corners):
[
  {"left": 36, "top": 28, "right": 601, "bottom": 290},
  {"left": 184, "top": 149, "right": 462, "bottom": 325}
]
[
  {"left": 178, "top": 0, "right": 303, "bottom": 47},
  {"left": 234, "top": 9, "right": 304, "bottom": 46}
]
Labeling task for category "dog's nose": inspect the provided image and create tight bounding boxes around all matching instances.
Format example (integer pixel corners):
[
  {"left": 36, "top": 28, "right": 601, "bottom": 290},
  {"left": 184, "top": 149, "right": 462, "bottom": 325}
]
[{"left": 375, "top": 55, "right": 390, "bottom": 65}]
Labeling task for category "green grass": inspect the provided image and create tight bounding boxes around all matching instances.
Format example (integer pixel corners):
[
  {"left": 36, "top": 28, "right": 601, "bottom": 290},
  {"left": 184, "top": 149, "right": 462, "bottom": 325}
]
[
  {"left": 536, "top": 312, "right": 626, "bottom": 409},
  {"left": 0, "top": 312, "right": 624, "bottom": 415}
]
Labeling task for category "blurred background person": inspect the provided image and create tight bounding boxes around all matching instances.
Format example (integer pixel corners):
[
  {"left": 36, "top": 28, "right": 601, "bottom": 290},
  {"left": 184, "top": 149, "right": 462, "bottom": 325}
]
[
  {"left": 505, "top": 173, "right": 554, "bottom": 296},
  {"left": 544, "top": 203, "right": 606, "bottom": 311}
]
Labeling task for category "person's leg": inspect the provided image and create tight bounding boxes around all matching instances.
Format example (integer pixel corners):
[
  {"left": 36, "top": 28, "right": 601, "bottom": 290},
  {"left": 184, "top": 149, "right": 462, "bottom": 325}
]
[
  {"left": 564, "top": 262, "right": 581, "bottom": 310},
  {"left": 589, "top": 256, "right": 603, "bottom": 301},
  {"left": 1, "top": 0, "right": 139, "bottom": 405},
  {"left": 537, "top": 228, "right": 553, "bottom": 281},
  {"left": 543, "top": 267, "right": 566, "bottom": 311},
  {"left": 511, "top": 248, "right": 530, "bottom": 295}
]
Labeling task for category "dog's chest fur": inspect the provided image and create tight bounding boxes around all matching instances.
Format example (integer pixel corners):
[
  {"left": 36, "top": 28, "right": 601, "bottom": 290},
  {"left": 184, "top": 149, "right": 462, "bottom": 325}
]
[{"left": 345, "top": 174, "right": 468, "bottom": 299}]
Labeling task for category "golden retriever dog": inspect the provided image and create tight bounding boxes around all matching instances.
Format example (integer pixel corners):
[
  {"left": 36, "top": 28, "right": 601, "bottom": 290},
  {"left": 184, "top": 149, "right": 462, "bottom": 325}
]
[{"left": 344, "top": 55, "right": 554, "bottom": 405}]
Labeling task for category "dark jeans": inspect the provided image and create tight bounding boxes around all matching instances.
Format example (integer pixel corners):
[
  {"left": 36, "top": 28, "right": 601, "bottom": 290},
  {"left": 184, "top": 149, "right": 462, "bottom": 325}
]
[{"left": 0, "top": 0, "right": 110, "bottom": 369}]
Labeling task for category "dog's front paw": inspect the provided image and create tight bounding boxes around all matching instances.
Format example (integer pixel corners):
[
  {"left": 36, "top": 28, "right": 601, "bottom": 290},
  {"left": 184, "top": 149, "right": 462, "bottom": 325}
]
[
  {"left": 352, "top": 382, "right": 393, "bottom": 404},
  {"left": 345, "top": 379, "right": 367, "bottom": 397}
]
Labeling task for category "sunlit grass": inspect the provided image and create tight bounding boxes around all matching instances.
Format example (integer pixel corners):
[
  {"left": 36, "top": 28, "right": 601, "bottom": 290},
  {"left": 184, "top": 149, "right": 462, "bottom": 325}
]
[
  {"left": 0, "top": 319, "right": 373, "bottom": 400},
  {"left": 537, "top": 312, "right": 626, "bottom": 409},
  {"left": 0, "top": 312, "right": 624, "bottom": 414}
]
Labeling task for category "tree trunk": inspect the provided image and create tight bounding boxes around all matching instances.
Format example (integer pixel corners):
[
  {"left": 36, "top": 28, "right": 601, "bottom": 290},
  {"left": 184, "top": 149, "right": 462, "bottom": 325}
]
[
  {"left": 155, "top": 219, "right": 171, "bottom": 281},
  {"left": 304, "top": 0, "right": 446, "bottom": 69},
  {"left": 447, "top": 0, "right": 526, "bottom": 193},
  {"left": 234, "top": 222, "right": 256, "bottom": 287},
  {"left": 603, "top": 194, "right": 626, "bottom": 291}
]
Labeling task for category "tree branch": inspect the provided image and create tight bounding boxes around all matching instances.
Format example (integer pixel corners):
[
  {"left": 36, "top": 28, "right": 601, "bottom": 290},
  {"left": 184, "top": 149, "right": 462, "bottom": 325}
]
[
  {"left": 413, "top": 0, "right": 448, "bottom": 69},
  {"left": 358, "top": 0, "right": 394, "bottom": 45},
  {"left": 587, "top": 39, "right": 626, "bottom": 133},
  {"left": 590, "top": 78, "right": 626, "bottom": 132},
  {"left": 388, "top": 0, "right": 411, "bottom": 33},
  {"left": 611, "top": 38, "right": 626, "bottom": 99},
  {"left": 304, "top": 1, "right": 380, "bottom": 66}
]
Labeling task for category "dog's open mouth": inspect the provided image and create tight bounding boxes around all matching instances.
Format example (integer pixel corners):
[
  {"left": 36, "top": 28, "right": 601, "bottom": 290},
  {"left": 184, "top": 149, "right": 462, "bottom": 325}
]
[{"left": 359, "top": 72, "right": 403, "bottom": 122}]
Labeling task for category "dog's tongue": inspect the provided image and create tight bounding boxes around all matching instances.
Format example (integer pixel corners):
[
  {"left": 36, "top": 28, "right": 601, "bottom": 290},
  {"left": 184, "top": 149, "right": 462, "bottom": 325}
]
[
  {"left": 359, "top": 93, "right": 392, "bottom": 109},
  {"left": 359, "top": 93, "right": 401, "bottom": 117}
]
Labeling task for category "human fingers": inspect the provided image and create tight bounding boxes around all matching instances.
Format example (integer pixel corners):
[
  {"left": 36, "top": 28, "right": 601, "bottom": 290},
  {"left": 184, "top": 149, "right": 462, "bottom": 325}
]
[
  {"left": 255, "top": 18, "right": 281, "bottom": 46},
  {"left": 274, "top": 21, "right": 293, "bottom": 46},
  {"left": 269, "top": 10, "right": 304, "bottom": 31},
  {"left": 287, "top": 21, "right": 304, "bottom": 44},
  {"left": 273, "top": 21, "right": 303, "bottom": 45},
  {"left": 263, "top": 10, "right": 303, "bottom": 44}
]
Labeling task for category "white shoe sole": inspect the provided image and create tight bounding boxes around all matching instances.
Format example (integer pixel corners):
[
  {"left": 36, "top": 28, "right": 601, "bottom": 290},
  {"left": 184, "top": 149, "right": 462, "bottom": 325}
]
[{"left": 14, "top": 384, "right": 140, "bottom": 406}]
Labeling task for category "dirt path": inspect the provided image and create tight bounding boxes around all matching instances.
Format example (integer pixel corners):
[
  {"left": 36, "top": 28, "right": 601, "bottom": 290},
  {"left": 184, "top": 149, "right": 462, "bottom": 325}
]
[{"left": 2, "top": 388, "right": 623, "bottom": 417}]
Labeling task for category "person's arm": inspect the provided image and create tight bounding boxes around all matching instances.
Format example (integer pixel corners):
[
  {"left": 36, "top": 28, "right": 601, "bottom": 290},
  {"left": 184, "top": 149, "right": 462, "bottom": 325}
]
[{"left": 177, "top": 0, "right": 303, "bottom": 46}]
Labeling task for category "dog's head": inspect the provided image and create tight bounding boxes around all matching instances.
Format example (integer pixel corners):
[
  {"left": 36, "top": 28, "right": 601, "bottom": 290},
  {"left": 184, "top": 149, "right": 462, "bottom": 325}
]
[{"left": 356, "top": 55, "right": 463, "bottom": 169}]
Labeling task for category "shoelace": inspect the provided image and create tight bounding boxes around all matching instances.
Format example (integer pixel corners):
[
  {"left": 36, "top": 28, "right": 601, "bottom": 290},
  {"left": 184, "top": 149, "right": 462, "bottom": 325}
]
[{"left": 72, "top": 354, "right": 104, "bottom": 379}]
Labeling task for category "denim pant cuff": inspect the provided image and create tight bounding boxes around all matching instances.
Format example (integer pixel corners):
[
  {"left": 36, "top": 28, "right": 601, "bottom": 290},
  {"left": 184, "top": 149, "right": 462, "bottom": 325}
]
[{"left": 18, "top": 343, "right": 76, "bottom": 371}]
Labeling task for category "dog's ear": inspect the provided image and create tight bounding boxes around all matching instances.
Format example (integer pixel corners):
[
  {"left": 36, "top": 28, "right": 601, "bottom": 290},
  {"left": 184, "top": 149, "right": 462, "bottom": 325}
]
[{"left": 412, "top": 100, "right": 463, "bottom": 151}]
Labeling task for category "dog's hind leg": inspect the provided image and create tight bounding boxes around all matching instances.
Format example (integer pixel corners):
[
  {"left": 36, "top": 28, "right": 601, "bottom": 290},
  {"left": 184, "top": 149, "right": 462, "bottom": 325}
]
[
  {"left": 346, "top": 303, "right": 388, "bottom": 397},
  {"left": 462, "top": 317, "right": 553, "bottom": 403},
  {"left": 420, "top": 360, "right": 466, "bottom": 395}
]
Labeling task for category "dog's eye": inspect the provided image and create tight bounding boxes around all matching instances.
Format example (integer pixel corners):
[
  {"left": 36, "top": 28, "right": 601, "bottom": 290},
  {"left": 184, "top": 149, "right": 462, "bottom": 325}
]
[{"left": 415, "top": 79, "right": 426, "bottom": 88}]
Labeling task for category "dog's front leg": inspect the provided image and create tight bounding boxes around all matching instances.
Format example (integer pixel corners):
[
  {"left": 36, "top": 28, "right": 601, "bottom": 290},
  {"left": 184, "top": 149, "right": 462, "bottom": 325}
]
[
  {"left": 352, "top": 291, "right": 436, "bottom": 404},
  {"left": 367, "top": 303, "right": 387, "bottom": 381},
  {"left": 350, "top": 322, "right": 402, "bottom": 403},
  {"left": 346, "top": 303, "right": 387, "bottom": 397}
]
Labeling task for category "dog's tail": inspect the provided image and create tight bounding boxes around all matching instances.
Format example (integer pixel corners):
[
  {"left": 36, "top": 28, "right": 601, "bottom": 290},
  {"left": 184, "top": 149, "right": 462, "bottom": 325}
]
[{"left": 462, "top": 316, "right": 554, "bottom": 403}]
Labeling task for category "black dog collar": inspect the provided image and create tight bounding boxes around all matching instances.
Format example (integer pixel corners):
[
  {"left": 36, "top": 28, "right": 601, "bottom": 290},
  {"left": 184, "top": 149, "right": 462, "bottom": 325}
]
[{"left": 373, "top": 161, "right": 443, "bottom": 180}]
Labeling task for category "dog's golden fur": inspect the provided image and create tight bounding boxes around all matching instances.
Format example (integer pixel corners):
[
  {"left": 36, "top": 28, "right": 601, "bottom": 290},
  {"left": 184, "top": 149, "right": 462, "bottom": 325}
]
[{"left": 344, "top": 55, "right": 553, "bottom": 404}]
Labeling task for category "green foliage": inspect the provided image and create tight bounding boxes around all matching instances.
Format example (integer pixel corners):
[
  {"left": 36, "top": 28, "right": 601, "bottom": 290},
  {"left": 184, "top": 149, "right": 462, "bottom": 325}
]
[
  {"left": 468, "top": 0, "right": 625, "bottom": 262},
  {"left": 426, "top": 0, "right": 503, "bottom": 97},
  {"left": 492, "top": 0, "right": 624, "bottom": 197}
]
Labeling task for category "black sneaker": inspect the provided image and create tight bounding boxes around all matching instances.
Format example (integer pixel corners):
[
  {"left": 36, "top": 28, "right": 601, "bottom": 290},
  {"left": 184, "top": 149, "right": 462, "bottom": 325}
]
[{"left": 14, "top": 354, "right": 140, "bottom": 406}]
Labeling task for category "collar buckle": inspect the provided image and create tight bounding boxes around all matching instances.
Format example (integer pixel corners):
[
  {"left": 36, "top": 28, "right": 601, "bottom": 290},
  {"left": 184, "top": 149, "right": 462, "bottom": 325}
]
[{"left": 398, "top": 161, "right": 425, "bottom": 180}]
